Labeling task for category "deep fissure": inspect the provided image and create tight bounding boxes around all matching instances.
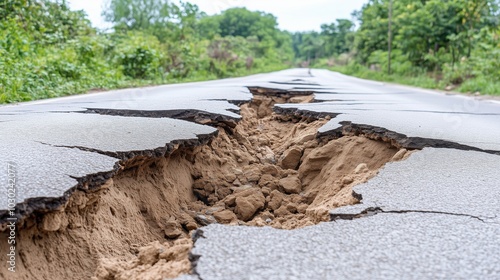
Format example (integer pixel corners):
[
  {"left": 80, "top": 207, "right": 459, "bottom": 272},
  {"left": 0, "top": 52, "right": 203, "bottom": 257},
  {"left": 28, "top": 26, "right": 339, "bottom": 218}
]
[{"left": 0, "top": 88, "right": 411, "bottom": 280}]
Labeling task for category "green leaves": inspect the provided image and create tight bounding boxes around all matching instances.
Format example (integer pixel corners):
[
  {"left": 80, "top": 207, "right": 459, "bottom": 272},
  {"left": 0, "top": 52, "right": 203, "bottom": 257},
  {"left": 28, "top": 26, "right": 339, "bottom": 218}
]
[
  {"left": 113, "top": 32, "right": 163, "bottom": 79},
  {"left": 354, "top": 0, "right": 499, "bottom": 70},
  {"left": 291, "top": 18, "right": 355, "bottom": 62},
  {"left": 1, "top": 0, "right": 295, "bottom": 104},
  {"left": 0, "top": 0, "right": 125, "bottom": 103}
]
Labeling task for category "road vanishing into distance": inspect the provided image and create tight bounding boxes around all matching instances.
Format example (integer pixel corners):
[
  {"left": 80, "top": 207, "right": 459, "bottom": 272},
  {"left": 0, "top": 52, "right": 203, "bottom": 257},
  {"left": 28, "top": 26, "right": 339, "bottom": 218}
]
[{"left": 1, "top": 69, "right": 499, "bottom": 279}]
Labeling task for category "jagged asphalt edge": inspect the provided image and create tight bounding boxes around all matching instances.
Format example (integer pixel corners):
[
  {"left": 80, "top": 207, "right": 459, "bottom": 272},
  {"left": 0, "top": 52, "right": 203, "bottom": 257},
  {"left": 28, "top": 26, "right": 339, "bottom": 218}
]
[
  {"left": 2, "top": 87, "right": 499, "bottom": 227},
  {"left": 273, "top": 107, "right": 340, "bottom": 120},
  {"left": 0, "top": 130, "right": 218, "bottom": 226},
  {"left": 0, "top": 89, "right": 316, "bottom": 226},
  {"left": 3, "top": 85, "right": 500, "bottom": 280},
  {"left": 319, "top": 121, "right": 500, "bottom": 156},
  {"left": 188, "top": 229, "right": 206, "bottom": 280},
  {"left": 84, "top": 108, "right": 240, "bottom": 130},
  {"left": 248, "top": 86, "right": 315, "bottom": 96}
]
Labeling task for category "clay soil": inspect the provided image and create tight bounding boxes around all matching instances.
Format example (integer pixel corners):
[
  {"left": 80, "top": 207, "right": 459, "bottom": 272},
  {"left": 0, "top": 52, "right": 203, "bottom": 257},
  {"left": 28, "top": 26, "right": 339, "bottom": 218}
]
[{"left": 0, "top": 91, "right": 412, "bottom": 280}]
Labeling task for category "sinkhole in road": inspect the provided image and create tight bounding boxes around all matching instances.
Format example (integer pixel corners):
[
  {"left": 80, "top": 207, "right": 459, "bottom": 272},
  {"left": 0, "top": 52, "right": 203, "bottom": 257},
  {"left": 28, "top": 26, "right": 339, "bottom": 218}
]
[{"left": 2, "top": 88, "right": 413, "bottom": 280}]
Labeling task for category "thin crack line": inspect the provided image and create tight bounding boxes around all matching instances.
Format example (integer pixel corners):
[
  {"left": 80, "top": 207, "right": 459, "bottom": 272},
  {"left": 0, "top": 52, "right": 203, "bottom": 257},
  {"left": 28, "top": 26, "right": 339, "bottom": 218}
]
[
  {"left": 382, "top": 209, "right": 487, "bottom": 222},
  {"left": 331, "top": 207, "right": 491, "bottom": 223},
  {"left": 36, "top": 141, "right": 120, "bottom": 159}
]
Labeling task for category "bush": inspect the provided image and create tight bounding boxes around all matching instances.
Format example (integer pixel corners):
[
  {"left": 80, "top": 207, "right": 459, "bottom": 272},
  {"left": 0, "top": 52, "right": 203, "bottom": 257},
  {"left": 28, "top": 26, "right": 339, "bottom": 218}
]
[
  {"left": 113, "top": 32, "right": 164, "bottom": 79},
  {"left": 458, "top": 77, "right": 500, "bottom": 95},
  {"left": 0, "top": 1, "right": 295, "bottom": 104},
  {"left": 367, "top": 50, "right": 416, "bottom": 76}
]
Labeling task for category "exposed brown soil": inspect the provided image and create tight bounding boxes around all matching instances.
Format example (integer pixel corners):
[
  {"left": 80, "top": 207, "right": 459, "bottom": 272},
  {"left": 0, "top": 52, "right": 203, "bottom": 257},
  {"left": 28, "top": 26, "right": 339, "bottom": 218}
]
[{"left": 0, "top": 91, "right": 412, "bottom": 280}]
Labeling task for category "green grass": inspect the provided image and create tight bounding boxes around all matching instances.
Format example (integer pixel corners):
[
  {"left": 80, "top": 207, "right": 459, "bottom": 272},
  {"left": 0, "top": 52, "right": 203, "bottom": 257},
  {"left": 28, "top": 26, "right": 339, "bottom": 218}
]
[
  {"left": 457, "top": 77, "right": 500, "bottom": 95},
  {"left": 0, "top": 64, "right": 290, "bottom": 104}
]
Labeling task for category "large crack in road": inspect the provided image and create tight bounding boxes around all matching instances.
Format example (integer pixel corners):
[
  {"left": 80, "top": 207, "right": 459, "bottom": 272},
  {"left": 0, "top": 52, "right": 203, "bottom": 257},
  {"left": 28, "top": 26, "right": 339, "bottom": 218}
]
[
  {"left": 3, "top": 85, "right": 497, "bottom": 279},
  {"left": 0, "top": 88, "right": 413, "bottom": 280},
  {"left": 88, "top": 89, "right": 410, "bottom": 280}
]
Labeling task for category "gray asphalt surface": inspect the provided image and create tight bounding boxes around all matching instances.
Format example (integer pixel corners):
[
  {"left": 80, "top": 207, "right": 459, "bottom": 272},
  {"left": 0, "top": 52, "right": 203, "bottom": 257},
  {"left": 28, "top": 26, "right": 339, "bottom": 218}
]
[
  {"left": 330, "top": 148, "right": 500, "bottom": 222},
  {"left": 276, "top": 71, "right": 500, "bottom": 151},
  {"left": 191, "top": 148, "right": 500, "bottom": 279},
  {"left": 193, "top": 214, "right": 499, "bottom": 280},
  {"left": 1, "top": 68, "right": 499, "bottom": 279}
]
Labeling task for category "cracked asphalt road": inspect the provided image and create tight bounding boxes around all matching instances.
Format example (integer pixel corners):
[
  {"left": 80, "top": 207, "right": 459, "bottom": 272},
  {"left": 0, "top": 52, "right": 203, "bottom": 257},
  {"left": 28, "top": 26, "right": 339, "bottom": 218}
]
[
  {"left": 193, "top": 214, "right": 499, "bottom": 280},
  {"left": 330, "top": 148, "right": 500, "bottom": 223},
  {"left": 1, "top": 69, "right": 500, "bottom": 279},
  {"left": 191, "top": 148, "right": 500, "bottom": 280}
]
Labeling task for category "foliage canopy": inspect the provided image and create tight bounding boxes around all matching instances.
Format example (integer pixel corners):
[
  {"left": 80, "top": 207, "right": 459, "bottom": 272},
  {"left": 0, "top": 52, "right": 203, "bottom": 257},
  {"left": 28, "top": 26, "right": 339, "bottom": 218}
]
[{"left": 1, "top": 0, "right": 500, "bottom": 103}]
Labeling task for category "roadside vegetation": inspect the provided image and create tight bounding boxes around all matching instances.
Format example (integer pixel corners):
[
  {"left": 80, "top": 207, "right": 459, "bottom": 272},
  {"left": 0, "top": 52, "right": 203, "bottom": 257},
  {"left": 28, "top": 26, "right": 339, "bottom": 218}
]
[
  {"left": 297, "top": 0, "right": 500, "bottom": 96},
  {"left": 1, "top": 0, "right": 499, "bottom": 103},
  {"left": 0, "top": 0, "right": 293, "bottom": 103}
]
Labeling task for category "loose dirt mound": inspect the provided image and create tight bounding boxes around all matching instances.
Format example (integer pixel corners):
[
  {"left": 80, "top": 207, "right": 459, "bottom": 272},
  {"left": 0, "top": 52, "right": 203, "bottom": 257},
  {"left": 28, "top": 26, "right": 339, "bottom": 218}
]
[
  {"left": 0, "top": 91, "right": 412, "bottom": 280},
  {"left": 188, "top": 97, "right": 402, "bottom": 230},
  {"left": 93, "top": 238, "right": 192, "bottom": 280}
]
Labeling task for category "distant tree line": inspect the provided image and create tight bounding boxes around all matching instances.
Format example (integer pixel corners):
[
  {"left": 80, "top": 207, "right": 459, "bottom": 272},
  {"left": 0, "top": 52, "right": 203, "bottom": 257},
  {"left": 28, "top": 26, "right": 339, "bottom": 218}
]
[
  {"left": 0, "top": 0, "right": 293, "bottom": 103},
  {"left": 1, "top": 0, "right": 499, "bottom": 103},
  {"left": 300, "top": 0, "right": 500, "bottom": 94}
]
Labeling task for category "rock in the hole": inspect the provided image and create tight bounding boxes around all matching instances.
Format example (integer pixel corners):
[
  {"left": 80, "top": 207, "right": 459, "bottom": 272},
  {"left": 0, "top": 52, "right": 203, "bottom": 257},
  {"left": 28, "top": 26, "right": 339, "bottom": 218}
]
[
  {"left": 342, "top": 176, "right": 354, "bottom": 185},
  {"left": 224, "top": 172, "right": 237, "bottom": 183},
  {"left": 234, "top": 188, "right": 266, "bottom": 221},
  {"left": 262, "top": 164, "right": 280, "bottom": 176},
  {"left": 195, "top": 214, "right": 217, "bottom": 226},
  {"left": 274, "top": 204, "right": 290, "bottom": 217},
  {"left": 260, "top": 146, "right": 276, "bottom": 164},
  {"left": 354, "top": 163, "right": 369, "bottom": 174},
  {"left": 205, "top": 207, "right": 224, "bottom": 215},
  {"left": 213, "top": 210, "right": 237, "bottom": 224},
  {"left": 297, "top": 132, "right": 316, "bottom": 144},
  {"left": 232, "top": 178, "right": 242, "bottom": 186},
  {"left": 286, "top": 203, "right": 298, "bottom": 214},
  {"left": 268, "top": 190, "right": 284, "bottom": 211},
  {"left": 261, "top": 187, "right": 271, "bottom": 197},
  {"left": 185, "top": 222, "right": 198, "bottom": 231},
  {"left": 279, "top": 175, "right": 302, "bottom": 194},
  {"left": 159, "top": 239, "right": 192, "bottom": 261},
  {"left": 259, "top": 174, "right": 278, "bottom": 190},
  {"left": 164, "top": 218, "right": 183, "bottom": 239},
  {"left": 137, "top": 241, "right": 163, "bottom": 265},
  {"left": 179, "top": 213, "right": 198, "bottom": 231},
  {"left": 279, "top": 147, "right": 303, "bottom": 170},
  {"left": 41, "top": 211, "right": 68, "bottom": 232},
  {"left": 391, "top": 148, "right": 408, "bottom": 161},
  {"left": 223, "top": 194, "right": 237, "bottom": 207},
  {"left": 244, "top": 166, "right": 262, "bottom": 182},
  {"left": 290, "top": 95, "right": 314, "bottom": 103},
  {"left": 297, "top": 203, "right": 308, "bottom": 214}
]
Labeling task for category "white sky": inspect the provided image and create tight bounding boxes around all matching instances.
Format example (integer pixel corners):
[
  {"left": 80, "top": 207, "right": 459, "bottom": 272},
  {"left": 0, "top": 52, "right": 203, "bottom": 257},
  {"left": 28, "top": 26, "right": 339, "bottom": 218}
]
[{"left": 68, "top": 0, "right": 368, "bottom": 32}]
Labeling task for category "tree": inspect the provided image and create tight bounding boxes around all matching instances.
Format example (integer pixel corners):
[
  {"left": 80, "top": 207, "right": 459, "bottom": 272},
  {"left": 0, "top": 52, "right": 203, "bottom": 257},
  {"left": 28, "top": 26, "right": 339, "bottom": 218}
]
[
  {"left": 353, "top": 0, "right": 499, "bottom": 71},
  {"left": 103, "top": 0, "right": 204, "bottom": 42},
  {"left": 320, "top": 19, "right": 355, "bottom": 56},
  {"left": 196, "top": 13, "right": 221, "bottom": 40},
  {"left": 217, "top": 8, "right": 279, "bottom": 41},
  {"left": 292, "top": 32, "right": 324, "bottom": 62},
  {"left": 103, "top": 0, "right": 172, "bottom": 30}
]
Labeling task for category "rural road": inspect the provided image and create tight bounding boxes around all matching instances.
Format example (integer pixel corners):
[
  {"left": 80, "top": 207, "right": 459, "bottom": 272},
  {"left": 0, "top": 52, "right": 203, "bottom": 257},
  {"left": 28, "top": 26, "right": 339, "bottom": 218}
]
[{"left": 1, "top": 69, "right": 499, "bottom": 279}]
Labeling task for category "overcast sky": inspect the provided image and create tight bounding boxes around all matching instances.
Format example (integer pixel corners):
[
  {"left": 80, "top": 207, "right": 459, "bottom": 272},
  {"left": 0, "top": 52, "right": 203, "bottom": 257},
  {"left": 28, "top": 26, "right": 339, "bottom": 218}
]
[{"left": 69, "top": 0, "right": 368, "bottom": 32}]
